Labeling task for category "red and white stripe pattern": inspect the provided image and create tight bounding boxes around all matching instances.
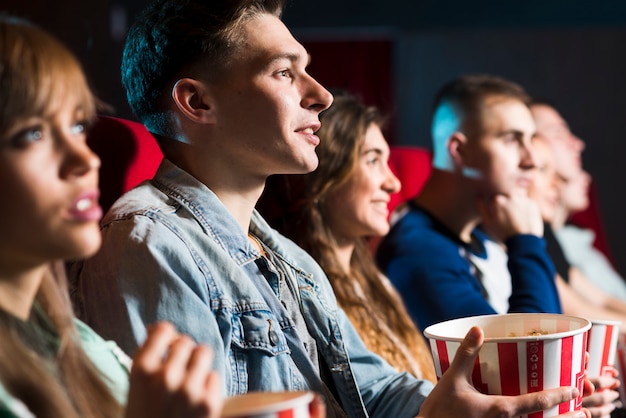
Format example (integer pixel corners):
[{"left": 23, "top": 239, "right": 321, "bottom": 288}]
[
  {"left": 615, "top": 333, "right": 626, "bottom": 405},
  {"left": 231, "top": 404, "right": 310, "bottom": 418},
  {"left": 587, "top": 320, "right": 620, "bottom": 378},
  {"left": 429, "top": 318, "right": 587, "bottom": 418},
  {"left": 222, "top": 391, "right": 313, "bottom": 418}
]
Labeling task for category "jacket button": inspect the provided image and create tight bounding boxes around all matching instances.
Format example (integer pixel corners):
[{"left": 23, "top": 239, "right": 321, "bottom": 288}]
[
  {"left": 267, "top": 319, "right": 279, "bottom": 346},
  {"left": 269, "top": 331, "right": 280, "bottom": 346}
]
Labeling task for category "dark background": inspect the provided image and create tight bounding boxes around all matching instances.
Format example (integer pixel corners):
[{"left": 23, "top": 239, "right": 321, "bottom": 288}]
[{"left": 4, "top": 0, "right": 626, "bottom": 274}]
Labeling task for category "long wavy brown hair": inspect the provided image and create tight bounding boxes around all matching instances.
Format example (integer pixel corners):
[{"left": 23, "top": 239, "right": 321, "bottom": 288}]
[
  {"left": 0, "top": 17, "right": 122, "bottom": 418},
  {"left": 259, "top": 91, "right": 437, "bottom": 383}
]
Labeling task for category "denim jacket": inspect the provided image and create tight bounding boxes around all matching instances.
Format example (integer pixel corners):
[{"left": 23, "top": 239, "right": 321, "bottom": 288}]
[{"left": 71, "top": 159, "right": 432, "bottom": 418}]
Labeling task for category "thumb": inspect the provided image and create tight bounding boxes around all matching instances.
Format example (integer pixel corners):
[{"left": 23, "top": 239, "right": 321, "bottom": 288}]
[{"left": 449, "top": 326, "right": 484, "bottom": 379}]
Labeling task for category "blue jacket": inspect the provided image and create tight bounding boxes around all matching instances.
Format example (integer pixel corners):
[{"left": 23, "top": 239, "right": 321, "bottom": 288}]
[
  {"left": 376, "top": 203, "right": 562, "bottom": 333},
  {"left": 71, "top": 159, "right": 433, "bottom": 418}
]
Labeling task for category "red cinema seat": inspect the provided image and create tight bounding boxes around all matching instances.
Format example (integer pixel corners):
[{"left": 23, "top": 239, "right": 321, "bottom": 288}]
[
  {"left": 388, "top": 146, "right": 433, "bottom": 213},
  {"left": 87, "top": 116, "right": 163, "bottom": 213}
]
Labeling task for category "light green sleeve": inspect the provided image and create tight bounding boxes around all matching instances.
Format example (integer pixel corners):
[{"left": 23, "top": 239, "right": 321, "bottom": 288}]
[
  {"left": 75, "top": 318, "right": 132, "bottom": 405},
  {"left": 0, "top": 385, "right": 35, "bottom": 418},
  {"left": 0, "top": 317, "right": 131, "bottom": 416}
]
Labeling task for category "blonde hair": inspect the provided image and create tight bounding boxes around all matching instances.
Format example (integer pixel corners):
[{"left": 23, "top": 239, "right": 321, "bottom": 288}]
[
  {"left": 260, "top": 91, "right": 437, "bottom": 382},
  {"left": 0, "top": 17, "right": 121, "bottom": 418}
]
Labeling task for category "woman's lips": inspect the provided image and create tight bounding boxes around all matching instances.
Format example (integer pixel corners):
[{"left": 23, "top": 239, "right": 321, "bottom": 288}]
[{"left": 67, "top": 191, "right": 103, "bottom": 221}]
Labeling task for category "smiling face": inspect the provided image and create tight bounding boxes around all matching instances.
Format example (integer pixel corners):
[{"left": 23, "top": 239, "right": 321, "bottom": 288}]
[
  {"left": 460, "top": 97, "right": 537, "bottom": 197},
  {"left": 208, "top": 14, "right": 333, "bottom": 179},
  {"left": 323, "top": 124, "right": 401, "bottom": 241},
  {"left": 0, "top": 94, "right": 102, "bottom": 272}
]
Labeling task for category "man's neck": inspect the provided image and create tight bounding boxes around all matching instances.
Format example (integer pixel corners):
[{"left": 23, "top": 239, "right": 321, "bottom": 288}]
[
  {"left": 164, "top": 149, "right": 266, "bottom": 236},
  {"left": 414, "top": 169, "right": 480, "bottom": 243},
  {"left": 212, "top": 186, "right": 266, "bottom": 236},
  {"left": 550, "top": 204, "right": 569, "bottom": 231}
]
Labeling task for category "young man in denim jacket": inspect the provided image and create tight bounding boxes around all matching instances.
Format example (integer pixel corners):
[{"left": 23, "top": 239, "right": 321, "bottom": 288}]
[{"left": 70, "top": 1, "right": 589, "bottom": 417}]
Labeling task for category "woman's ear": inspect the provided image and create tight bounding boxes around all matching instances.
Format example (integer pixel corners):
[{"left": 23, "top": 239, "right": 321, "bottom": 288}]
[
  {"left": 171, "top": 78, "right": 216, "bottom": 123},
  {"left": 448, "top": 131, "right": 468, "bottom": 168}
]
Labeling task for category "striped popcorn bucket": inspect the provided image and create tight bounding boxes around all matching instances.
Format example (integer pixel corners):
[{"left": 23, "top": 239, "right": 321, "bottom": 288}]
[
  {"left": 222, "top": 391, "right": 314, "bottom": 418},
  {"left": 424, "top": 313, "right": 591, "bottom": 418},
  {"left": 615, "top": 332, "right": 626, "bottom": 405},
  {"left": 587, "top": 319, "right": 621, "bottom": 378}
]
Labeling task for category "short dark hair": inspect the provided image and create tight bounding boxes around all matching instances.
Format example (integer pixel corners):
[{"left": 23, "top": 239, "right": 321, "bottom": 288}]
[
  {"left": 121, "top": 0, "right": 285, "bottom": 133},
  {"left": 431, "top": 74, "right": 529, "bottom": 138}
]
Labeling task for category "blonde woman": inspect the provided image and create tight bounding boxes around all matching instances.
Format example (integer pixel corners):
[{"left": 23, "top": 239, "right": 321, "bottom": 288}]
[{"left": 0, "top": 16, "right": 222, "bottom": 418}]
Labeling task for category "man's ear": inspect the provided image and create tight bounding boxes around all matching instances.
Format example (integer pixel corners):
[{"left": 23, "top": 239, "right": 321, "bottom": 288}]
[
  {"left": 448, "top": 131, "right": 468, "bottom": 168},
  {"left": 171, "top": 78, "right": 216, "bottom": 123}
]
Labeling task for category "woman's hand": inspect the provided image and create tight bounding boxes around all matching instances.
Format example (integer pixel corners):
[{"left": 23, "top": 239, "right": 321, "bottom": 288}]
[
  {"left": 417, "top": 326, "right": 590, "bottom": 418},
  {"left": 125, "top": 322, "right": 223, "bottom": 418},
  {"left": 582, "top": 367, "right": 620, "bottom": 418}
]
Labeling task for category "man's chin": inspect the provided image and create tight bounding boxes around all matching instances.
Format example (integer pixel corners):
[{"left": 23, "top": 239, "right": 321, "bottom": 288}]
[{"left": 295, "top": 158, "right": 319, "bottom": 174}]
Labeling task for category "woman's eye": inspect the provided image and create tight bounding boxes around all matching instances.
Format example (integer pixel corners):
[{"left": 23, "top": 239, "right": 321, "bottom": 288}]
[
  {"left": 25, "top": 129, "right": 43, "bottom": 141},
  {"left": 278, "top": 70, "right": 291, "bottom": 78},
  {"left": 71, "top": 122, "right": 86, "bottom": 135},
  {"left": 11, "top": 127, "right": 43, "bottom": 147}
]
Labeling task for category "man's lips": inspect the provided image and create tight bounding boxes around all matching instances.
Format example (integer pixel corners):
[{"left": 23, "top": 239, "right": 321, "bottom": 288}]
[{"left": 296, "top": 123, "right": 321, "bottom": 145}]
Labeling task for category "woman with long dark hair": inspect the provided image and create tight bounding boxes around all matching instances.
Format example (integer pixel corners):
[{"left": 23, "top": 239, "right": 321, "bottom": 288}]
[{"left": 259, "top": 91, "right": 436, "bottom": 382}]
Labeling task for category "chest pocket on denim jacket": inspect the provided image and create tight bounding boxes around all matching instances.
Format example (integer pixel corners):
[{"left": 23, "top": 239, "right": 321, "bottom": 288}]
[{"left": 230, "top": 309, "right": 290, "bottom": 355}]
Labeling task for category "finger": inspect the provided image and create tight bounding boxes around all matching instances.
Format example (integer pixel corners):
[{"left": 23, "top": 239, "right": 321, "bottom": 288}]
[
  {"left": 585, "top": 406, "right": 616, "bottom": 418},
  {"left": 445, "top": 326, "right": 483, "bottom": 380},
  {"left": 309, "top": 394, "right": 326, "bottom": 418},
  {"left": 589, "top": 376, "right": 620, "bottom": 391},
  {"left": 494, "top": 193, "right": 510, "bottom": 204},
  {"left": 162, "top": 335, "right": 196, "bottom": 388},
  {"left": 582, "top": 388, "right": 620, "bottom": 408},
  {"left": 585, "top": 404, "right": 615, "bottom": 418},
  {"left": 557, "top": 409, "right": 591, "bottom": 418},
  {"left": 608, "top": 366, "right": 620, "bottom": 378},
  {"left": 202, "top": 371, "right": 224, "bottom": 418},
  {"left": 182, "top": 345, "right": 214, "bottom": 399},
  {"left": 133, "top": 321, "right": 178, "bottom": 372},
  {"left": 506, "top": 386, "right": 580, "bottom": 416},
  {"left": 583, "top": 378, "right": 596, "bottom": 397}
]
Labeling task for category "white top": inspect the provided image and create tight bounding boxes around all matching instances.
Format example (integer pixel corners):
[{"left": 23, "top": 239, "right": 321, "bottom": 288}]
[
  {"left": 468, "top": 238, "right": 512, "bottom": 314},
  {"left": 555, "top": 225, "right": 626, "bottom": 302}
]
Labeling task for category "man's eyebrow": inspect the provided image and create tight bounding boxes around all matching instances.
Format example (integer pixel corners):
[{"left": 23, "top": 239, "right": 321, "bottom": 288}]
[
  {"left": 497, "top": 129, "right": 524, "bottom": 136},
  {"left": 266, "top": 51, "right": 311, "bottom": 66}
]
